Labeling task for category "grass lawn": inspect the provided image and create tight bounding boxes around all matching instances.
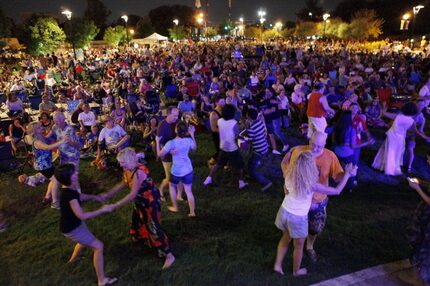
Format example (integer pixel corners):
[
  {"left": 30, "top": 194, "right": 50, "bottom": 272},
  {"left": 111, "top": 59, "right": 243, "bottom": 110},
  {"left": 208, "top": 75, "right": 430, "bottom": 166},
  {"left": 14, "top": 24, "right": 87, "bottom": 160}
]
[{"left": 0, "top": 128, "right": 427, "bottom": 286}]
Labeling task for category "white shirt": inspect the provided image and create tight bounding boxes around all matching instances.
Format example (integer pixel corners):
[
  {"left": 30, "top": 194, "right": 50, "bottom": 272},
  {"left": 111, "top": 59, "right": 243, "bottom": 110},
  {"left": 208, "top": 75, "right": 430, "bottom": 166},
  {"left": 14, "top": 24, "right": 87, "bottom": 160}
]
[
  {"left": 78, "top": 111, "right": 97, "bottom": 127},
  {"left": 98, "top": 125, "right": 126, "bottom": 147},
  {"left": 282, "top": 179, "right": 313, "bottom": 216},
  {"left": 418, "top": 84, "right": 430, "bottom": 97},
  {"left": 163, "top": 137, "right": 195, "bottom": 177},
  {"left": 218, "top": 118, "right": 238, "bottom": 152}
]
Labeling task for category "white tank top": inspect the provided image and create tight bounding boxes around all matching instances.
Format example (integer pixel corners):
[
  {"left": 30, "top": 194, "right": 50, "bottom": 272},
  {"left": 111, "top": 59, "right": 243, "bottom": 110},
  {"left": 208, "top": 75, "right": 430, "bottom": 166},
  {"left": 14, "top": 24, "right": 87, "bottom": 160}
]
[
  {"left": 218, "top": 118, "right": 238, "bottom": 152},
  {"left": 281, "top": 179, "right": 313, "bottom": 216}
]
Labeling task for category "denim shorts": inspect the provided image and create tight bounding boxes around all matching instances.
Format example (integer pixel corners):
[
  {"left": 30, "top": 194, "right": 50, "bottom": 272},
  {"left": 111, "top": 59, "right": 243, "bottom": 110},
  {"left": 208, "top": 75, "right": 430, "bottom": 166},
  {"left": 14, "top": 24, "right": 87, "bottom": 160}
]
[
  {"left": 275, "top": 207, "right": 308, "bottom": 239},
  {"left": 308, "top": 199, "right": 328, "bottom": 235},
  {"left": 63, "top": 222, "right": 97, "bottom": 246},
  {"left": 170, "top": 171, "right": 193, "bottom": 185}
]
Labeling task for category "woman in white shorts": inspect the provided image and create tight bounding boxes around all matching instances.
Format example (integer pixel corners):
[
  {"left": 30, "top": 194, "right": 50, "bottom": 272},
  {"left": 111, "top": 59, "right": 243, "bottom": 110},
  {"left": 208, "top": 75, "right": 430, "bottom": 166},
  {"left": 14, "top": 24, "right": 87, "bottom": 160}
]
[{"left": 273, "top": 151, "right": 357, "bottom": 276}]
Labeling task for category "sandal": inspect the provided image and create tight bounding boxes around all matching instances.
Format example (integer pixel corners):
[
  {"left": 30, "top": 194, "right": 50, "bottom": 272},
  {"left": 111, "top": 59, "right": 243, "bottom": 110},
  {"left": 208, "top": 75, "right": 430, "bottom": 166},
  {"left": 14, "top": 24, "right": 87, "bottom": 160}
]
[{"left": 99, "top": 277, "right": 118, "bottom": 286}]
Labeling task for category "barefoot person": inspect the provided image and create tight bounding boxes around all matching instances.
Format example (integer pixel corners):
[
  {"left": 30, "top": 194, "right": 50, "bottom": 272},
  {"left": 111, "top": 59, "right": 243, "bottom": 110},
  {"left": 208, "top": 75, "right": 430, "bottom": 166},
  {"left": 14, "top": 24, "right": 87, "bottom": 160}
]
[
  {"left": 274, "top": 151, "right": 357, "bottom": 276},
  {"left": 156, "top": 122, "right": 197, "bottom": 217},
  {"left": 100, "top": 148, "right": 175, "bottom": 269},
  {"left": 56, "top": 164, "right": 116, "bottom": 286},
  {"left": 281, "top": 132, "right": 345, "bottom": 263}
]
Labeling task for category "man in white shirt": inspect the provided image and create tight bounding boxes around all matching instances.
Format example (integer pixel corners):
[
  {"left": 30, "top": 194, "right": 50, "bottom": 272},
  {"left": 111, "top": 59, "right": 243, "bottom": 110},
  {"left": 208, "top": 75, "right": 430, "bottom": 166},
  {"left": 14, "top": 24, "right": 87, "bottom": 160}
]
[
  {"left": 97, "top": 116, "right": 129, "bottom": 160},
  {"left": 78, "top": 103, "right": 97, "bottom": 132}
]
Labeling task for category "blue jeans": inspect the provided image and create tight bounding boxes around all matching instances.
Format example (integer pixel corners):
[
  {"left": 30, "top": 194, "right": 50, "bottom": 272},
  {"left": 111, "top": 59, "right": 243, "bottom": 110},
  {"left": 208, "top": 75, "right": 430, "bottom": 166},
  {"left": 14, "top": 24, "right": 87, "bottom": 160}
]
[
  {"left": 248, "top": 152, "right": 270, "bottom": 185},
  {"left": 271, "top": 118, "right": 287, "bottom": 146}
]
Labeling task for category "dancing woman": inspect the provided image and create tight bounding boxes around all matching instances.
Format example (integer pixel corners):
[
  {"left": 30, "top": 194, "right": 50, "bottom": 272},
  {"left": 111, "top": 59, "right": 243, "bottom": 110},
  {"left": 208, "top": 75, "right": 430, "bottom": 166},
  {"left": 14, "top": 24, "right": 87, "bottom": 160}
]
[
  {"left": 274, "top": 151, "right": 357, "bottom": 276},
  {"left": 100, "top": 148, "right": 175, "bottom": 269}
]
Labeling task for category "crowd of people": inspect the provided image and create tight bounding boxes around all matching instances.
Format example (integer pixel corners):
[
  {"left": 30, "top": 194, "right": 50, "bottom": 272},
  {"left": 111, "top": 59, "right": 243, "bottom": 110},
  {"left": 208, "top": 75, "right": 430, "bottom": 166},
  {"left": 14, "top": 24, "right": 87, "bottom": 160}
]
[{"left": 0, "top": 39, "right": 430, "bottom": 285}]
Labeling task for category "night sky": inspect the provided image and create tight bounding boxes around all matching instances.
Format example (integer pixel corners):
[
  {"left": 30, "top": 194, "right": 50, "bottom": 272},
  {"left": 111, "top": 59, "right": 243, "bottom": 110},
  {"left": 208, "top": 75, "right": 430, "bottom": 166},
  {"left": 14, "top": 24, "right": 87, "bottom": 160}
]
[{"left": 2, "top": 0, "right": 341, "bottom": 24}]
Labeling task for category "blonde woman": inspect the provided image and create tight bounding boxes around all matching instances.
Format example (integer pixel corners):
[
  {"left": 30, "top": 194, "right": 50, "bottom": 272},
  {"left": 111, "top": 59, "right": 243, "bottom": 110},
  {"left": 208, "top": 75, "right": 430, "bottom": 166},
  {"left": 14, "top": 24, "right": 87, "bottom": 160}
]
[
  {"left": 273, "top": 151, "right": 357, "bottom": 276},
  {"left": 27, "top": 121, "right": 69, "bottom": 209},
  {"left": 100, "top": 148, "right": 175, "bottom": 269}
]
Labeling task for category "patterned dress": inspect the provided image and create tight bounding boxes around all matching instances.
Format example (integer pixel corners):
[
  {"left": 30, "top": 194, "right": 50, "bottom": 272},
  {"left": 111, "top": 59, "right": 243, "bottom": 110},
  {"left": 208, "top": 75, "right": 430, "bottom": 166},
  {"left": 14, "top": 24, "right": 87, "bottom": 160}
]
[
  {"left": 123, "top": 165, "right": 171, "bottom": 257},
  {"left": 406, "top": 194, "right": 430, "bottom": 284}
]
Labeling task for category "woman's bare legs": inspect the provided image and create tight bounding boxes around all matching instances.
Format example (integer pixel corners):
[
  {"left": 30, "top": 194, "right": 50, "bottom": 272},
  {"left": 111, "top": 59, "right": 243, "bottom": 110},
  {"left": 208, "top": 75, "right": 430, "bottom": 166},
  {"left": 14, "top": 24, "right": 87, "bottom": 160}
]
[{"left": 183, "top": 184, "right": 195, "bottom": 217}]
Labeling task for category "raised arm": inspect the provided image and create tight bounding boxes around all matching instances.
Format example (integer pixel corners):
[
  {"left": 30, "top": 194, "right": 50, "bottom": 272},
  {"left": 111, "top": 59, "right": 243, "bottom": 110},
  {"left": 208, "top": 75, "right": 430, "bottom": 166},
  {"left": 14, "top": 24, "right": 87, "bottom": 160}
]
[{"left": 313, "top": 164, "right": 357, "bottom": 195}]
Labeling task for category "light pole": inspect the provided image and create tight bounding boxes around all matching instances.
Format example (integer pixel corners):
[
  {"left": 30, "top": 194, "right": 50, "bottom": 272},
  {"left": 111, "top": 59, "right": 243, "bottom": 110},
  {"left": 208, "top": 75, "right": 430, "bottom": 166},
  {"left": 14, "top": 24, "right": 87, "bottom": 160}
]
[
  {"left": 258, "top": 10, "right": 266, "bottom": 43},
  {"left": 121, "top": 15, "right": 129, "bottom": 46},
  {"left": 173, "top": 19, "right": 179, "bottom": 41},
  {"left": 412, "top": 5, "right": 424, "bottom": 44},
  {"left": 239, "top": 17, "right": 244, "bottom": 37},
  {"left": 61, "top": 10, "right": 76, "bottom": 59},
  {"left": 400, "top": 13, "right": 411, "bottom": 42},
  {"left": 196, "top": 13, "right": 204, "bottom": 41},
  {"left": 323, "top": 13, "right": 330, "bottom": 38}
]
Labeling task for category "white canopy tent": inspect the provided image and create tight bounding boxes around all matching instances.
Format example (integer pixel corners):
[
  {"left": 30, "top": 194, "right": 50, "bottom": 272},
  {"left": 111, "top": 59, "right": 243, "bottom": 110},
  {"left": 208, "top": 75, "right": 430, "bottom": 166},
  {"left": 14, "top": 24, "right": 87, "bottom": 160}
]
[{"left": 131, "top": 33, "right": 169, "bottom": 47}]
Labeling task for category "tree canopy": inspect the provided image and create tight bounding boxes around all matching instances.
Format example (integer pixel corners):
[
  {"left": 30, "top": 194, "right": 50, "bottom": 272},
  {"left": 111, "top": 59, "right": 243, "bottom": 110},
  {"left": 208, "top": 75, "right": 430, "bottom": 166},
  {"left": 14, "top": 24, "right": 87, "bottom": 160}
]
[
  {"left": 103, "top": 25, "right": 126, "bottom": 47},
  {"left": 65, "top": 19, "right": 99, "bottom": 49},
  {"left": 84, "top": 0, "right": 111, "bottom": 38},
  {"left": 148, "top": 5, "right": 195, "bottom": 36},
  {"left": 28, "top": 17, "right": 66, "bottom": 55}
]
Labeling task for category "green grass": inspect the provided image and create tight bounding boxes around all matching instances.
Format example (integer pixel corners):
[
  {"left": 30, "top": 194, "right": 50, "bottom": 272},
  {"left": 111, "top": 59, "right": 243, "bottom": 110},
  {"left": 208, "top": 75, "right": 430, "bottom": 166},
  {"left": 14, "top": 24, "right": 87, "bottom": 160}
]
[{"left": 0, "top": 130, "right": 422, "bottom": 286}]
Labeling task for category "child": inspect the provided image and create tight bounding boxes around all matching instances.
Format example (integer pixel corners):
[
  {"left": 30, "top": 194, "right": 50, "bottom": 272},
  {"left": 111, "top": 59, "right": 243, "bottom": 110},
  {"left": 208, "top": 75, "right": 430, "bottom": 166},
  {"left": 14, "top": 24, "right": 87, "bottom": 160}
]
[{"left": 18, "top": 173, "right": 46, "bottom": 187}]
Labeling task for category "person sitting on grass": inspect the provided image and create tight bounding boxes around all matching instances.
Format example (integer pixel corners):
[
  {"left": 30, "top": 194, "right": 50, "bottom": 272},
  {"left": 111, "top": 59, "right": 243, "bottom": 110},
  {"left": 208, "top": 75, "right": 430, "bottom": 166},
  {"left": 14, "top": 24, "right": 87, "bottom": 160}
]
[
  {"left": 156, "top": 121, "right": 197, "bottom": 217},
  {"left": 99, "top": 148, "right": 175, "bottom": 269},
  {"left": 55, "top": 163, "right": 117, "bottom": 286},
  {"left": 274, "top": 151, "right": 357, "bottom": 276}
]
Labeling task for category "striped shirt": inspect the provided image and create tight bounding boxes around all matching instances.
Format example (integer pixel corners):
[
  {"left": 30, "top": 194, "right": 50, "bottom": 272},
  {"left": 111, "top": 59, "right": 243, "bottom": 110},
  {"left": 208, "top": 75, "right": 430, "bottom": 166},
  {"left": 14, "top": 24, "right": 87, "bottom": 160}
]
[{"left": 247, "top": 119, "right": 268, "bottom": 155}]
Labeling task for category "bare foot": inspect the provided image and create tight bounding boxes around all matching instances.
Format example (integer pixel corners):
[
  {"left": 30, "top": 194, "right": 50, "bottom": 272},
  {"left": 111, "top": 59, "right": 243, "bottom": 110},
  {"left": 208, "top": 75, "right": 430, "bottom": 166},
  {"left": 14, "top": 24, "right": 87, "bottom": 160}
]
[
  {"left": 293, "top": 268, "right": 307, "bottom": 277},
  {"left": 177, "top": 196, "right": 184, "bottom": 201},
  {"left": 273, "top": 265, "right": 284, "bottom": 275},
  {"left": 167, "top": 206, "right": 179, "bottom": 213},
  {"left": 188, "top": 213, "right": 196, "bottom": 217},
  {"left": 162, "top": 253, "right": 175, "bottom": 269}
]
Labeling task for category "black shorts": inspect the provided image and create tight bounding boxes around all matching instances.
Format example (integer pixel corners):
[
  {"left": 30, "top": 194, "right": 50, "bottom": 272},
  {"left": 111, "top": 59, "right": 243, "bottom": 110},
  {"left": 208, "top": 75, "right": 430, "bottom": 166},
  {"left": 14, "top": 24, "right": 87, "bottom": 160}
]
[
  {"left": 216, "top": 150, "right": 244, "bottom": 169},
  {"left": 40, "top": 167, "right": 55, "bottom": 179}
]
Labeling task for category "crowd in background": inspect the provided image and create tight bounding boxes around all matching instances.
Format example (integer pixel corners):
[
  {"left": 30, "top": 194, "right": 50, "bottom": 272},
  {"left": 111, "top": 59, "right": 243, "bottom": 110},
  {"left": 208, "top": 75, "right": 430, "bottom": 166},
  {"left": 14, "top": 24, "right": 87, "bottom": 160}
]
[{"left": 0, "top": 39, "right": 429, "bottom": 285}]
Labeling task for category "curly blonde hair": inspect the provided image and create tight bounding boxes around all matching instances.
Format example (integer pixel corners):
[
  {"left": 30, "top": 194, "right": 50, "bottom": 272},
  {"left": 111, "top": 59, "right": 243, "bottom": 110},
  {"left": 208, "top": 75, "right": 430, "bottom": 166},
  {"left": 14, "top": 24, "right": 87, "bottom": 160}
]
[{"left": 284, "top": 151, "right": 319, "bottom": 198}]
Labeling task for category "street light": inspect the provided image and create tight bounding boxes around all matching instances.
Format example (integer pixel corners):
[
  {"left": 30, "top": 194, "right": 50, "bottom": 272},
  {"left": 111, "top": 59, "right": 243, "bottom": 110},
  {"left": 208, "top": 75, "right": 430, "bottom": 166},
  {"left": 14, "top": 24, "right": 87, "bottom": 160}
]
[
  {"left": 173, "top": 19, "right": 179, "bottom": 41},
  {"left": 323, "top": 13, "right": 330, "bottom": 38},
  {"left": 121, "top": 15, "right": 129, "bottom": 46},
  {"left": 412, "top": 5, "right": 424, "bottom": 42},
  {"left": 61, "top": 10, "right": 76, "bottom": 59},
  {"left": 258, "top": 10, "right": 266, "bottom": 43},
  {"left": 401, "top": 13, "right": 411, "bottom": 42},
  {"left": 196, "top": 13, "right": 205, "bottom": 41}
]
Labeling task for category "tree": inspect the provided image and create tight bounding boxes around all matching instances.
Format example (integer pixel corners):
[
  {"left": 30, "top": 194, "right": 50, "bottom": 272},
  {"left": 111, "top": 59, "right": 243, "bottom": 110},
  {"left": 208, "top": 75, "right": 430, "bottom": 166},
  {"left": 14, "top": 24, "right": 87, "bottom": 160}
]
[
  {"left": 347, "top": 9, "right": 383, "bottom": 40},
  {"left": 296, "top": 0, "right": 324, "bottom": 22},
  {"left": 103, "top": 25, "right": 126, "bottom": 47},
  {"left": 0, "top": 8, "right": 13, "bottom": 38},
  {"left": 280, "top": 27, "right": 295, "bottom": 38},
  {"left": 244, "top": 26, "right": 260, "bottom": 39},
  {"left": 262, "top": 29, "right": 280, "bottom": 41},
  {"left": 205, "top": 27, "right": 217, "bottom": 38},
  {"left": 148, "top": 5, "right": 195, "bottom": 36},
  {"left": 168, "top": 25, "right": 189, "bottom": 41},
  {"left": 28, "top": 17, "right": 66, "bottom": 55},
  {"left": 136, "top": 16, "right": 154, "bottom": 38},
  {"left": 294, "top": 21, "right": 319, "bottom": 38},
  {"left": 66, "top": 19, "right": 99, "bottom": 49},
  {"left": 84, "top": 0, "right": 111, "bottom": 37}
]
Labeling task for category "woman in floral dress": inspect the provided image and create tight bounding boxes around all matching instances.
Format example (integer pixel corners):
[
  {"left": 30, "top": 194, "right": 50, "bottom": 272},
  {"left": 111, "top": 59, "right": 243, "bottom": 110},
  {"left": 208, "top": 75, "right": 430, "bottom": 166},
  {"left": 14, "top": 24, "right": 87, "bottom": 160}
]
[{"left": 100, "top": 147, "right": 175, "bottom": 269}]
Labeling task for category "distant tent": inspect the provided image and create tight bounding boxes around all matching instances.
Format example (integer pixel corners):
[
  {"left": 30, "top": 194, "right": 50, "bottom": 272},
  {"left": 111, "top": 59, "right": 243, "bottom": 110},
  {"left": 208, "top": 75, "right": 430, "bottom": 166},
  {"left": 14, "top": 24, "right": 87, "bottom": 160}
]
[
  {"left": 143, "top": 33, "right": 168, "bottom": 41},
  {"left": 130, "top": 33, "right": 168, "bottom": 48}
]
